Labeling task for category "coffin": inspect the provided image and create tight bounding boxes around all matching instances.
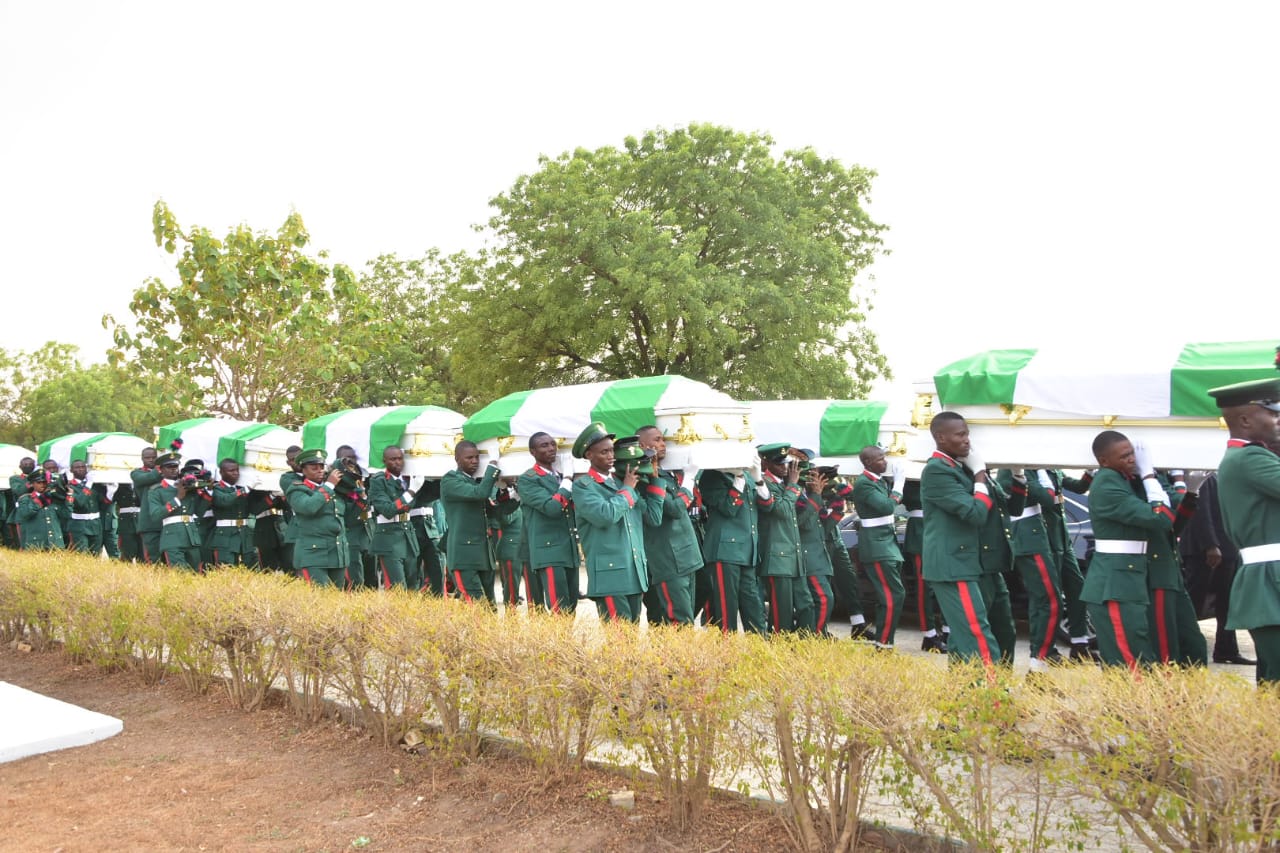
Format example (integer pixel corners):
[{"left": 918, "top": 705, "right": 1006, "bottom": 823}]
[
  {"left": 36, "top": 432, "right": 150, "bottom": 485},
  {"left": 912, "top": 340, "right": 1279, "bottom": 469},
  {"left": 463, "top": 375, "right": 759, "bottom": 475},
  {"left": 300, "top": 406, "right": 466, "bottom": 478},
  {"left": 155, "top": 418, "right": 300, "bottom": 491},
  {"left": 0, "top": 444, "right": 36, "bottom": 489},
  {"left": 749, "top": 400, "right": 924, "bottom": 477}
]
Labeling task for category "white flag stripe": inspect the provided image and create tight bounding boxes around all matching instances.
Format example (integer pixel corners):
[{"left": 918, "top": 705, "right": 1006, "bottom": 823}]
[
  {"left": 652, "top": 377, "right": 741, "bottom": 414},
  {"left": 406, "top": 409, "right": 466, "bottom": 433},
  {"left": 42, "top": 433, "right": 97, "bottom": 471},
  {"left": 508, "top": 382, "right": 613, "bottom": 438},
  {"left": 1011, "top": 340, "right": 1187, "bottom": 417},
  {"left": 322, "top": 406, "right": 396, "bottom": 468},
  {"left": 176, "top": 419, "right": 256, "bottom": 468},
  {"left": 749, "top": 400, "right": 832, "bottom": 454}
]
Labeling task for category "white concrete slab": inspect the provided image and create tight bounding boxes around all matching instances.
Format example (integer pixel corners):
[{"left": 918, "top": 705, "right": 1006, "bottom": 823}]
[{"left": 0, "top": 681, "right": 123, "bottom": 763}]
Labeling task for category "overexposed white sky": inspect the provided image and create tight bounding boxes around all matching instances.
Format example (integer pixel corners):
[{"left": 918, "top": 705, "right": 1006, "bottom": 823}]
[{"left": 2, "top": 1, "right": 1277, "bottom": 395}]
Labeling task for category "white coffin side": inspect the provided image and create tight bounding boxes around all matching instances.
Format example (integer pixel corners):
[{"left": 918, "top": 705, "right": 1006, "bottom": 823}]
[
  {"left": 83, "top": 435, "right": 150, "bottom": 486},
  {"left": 239, "top": 429, "right": 301, "bottom": 492}
]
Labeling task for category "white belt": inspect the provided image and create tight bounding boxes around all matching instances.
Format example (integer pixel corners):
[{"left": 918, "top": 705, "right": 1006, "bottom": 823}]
[
  {"left": 409, "top": 507, "right": 433, "bottom": 518},
  {"left": 162, "top": 515, "right": 195, "bottom": 526},
  {"left": 860, "top": 515, "right": 895, "bottom": 528},
  {"left": 907, "top": 510, "right": 923, "bottom": 519},
  {"left": 1013, "top": 505, "right": 1042, "bottom": 520},
  {"left": 118, "top": 507, "right": 141, "bottom": 515},
  {"left": 1240, "top": 543, "right": 1280, "bottom": 564},
  {"left": 215, "top": 519, "right": 253, "bottom": 528},
  {"left": 376, "top": 513, "right": 411, "bottom": 524},
  {"left": 256, "top": 509, "right": 283, "bottom": 519},
  {"left": 1095, "top": 539, "right": 1147, "bottom": 555},
  {"left": 70, "top": 512, "right": 100, "bottom": 521}
]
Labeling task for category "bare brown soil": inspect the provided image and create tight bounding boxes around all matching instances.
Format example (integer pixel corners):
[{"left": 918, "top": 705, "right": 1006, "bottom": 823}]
[{"left": 0, "top": 645, "right": 793, "bottom": 853}]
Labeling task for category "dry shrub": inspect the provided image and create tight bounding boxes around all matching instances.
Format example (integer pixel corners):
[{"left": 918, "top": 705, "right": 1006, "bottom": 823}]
[
  {"left": 1034, "top": 664, "right": 1280, "bottom": 852},
  {"left": 155, "top": 570, "right": 221, "bottom": 694},
  {"left": 0, "top": 551, "right": 64, "bottom": 650},
  {"left": 265, "top": 571, "right": 351, "bottom": 723}
]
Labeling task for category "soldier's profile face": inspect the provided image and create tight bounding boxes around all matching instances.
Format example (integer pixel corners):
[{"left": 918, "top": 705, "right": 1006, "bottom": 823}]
[
  {"left": 19, "top": 458, "right": 35, "bottom": 474},
  {"left": 932, "top": 418, "right": 971, "bottom": 459},
  {"left": 637, "top": 428, "right": 666, "bottom": 463},
  {"left": 1099, "top": 439, "right": 1136, "bottom": 477}
]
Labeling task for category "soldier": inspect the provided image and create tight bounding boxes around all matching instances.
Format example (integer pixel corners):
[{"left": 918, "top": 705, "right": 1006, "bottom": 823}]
[
  {"left": 494, "top": 480, "right": 525, "bottom": 607},
  {"left": 250, "top": 490, "right": 290, "bottom": 572},
  {"left": 757, "top": 443, "right": 811, "bottom": 634},
  {"left": 819, "top": 472, "right": 873, "bottom": 640},
  {"left": 517, "top": 431, "right": 580, "bottom": 614},
  {"left": 571, "top": 425, "right": 659, "bottom": 622},
  {"left": 635, "top": 426, "right": 701, "bottom": 626},
  {"left": 367, "top": 446, "right": 420, "bottom": 589},
  {"left": 850, "top": 445, "right": 907, "bottom": 648},
  {"left": 15, "top": 470, "right": 63, "bottom": 550},
  {"left": 1143, "top": 477, "right": 1206, "bottom": 667},
  {"left": 973, "top": 463, "right": 1024, "bottom": 668},
  {"left": 440, "top": 440, "right": 508, "bottom": 604},
  {"left": 901, "top": 478, "right": 948, "bottom": 652},
  {"left": 94, "top": 481, "right": 119, "bottom": 559},
  {"left": 333, "top": 445, "right": 374, "bottom": 589},
  {"left": 111, "top": 475, "right": 142, "bottom": 561},
  {"left": 409, "top": 478, "right": 445, "bottom": 595},
  {"left": 286, "top": 448, "right": 349, "bottom": 587},
  {"left": 6, "top": 456, "right": 36, "bottom": 548},
  {"left": 64, "top": 459, "right": 103, "bottom": 555},
  {"left": 1080, "top": 431, "right": 1175, "bottom": 672},
  {"left": 279, "top": 445, "right": 303, "bottom": 574},
  {"left": 796, "top": 458, "right": 836, "bottom": 636},
  {"left": 148, "top": 444, "right": 205, "bottom": 571},
  {"left": 1209, "top": 375, "right": 1280, "bottom": 684},
  {"left": 1179, "top": 471, "right": 1254, "bottom": 665},
  {"left": 130, "top": 446, "right": 162, "bottom": 563},
  {"left": 43, "top": 460, "right": 71, "bottom": 545},
  {"left": 999, "top": 467, "right": 1062, "bottom": 668},
  {"left": 1039, "top": 468, "right": 1096, "bottom": 660},
  {"left": 208, "top": 459, "right": 255, "bottom": 567},
  {"left": 920, "top": 413, "right": 1001, "bottom": 666},
  {"left": 699, "top": 458, "right": 768, "bottom": 635},
  {"left": 183, "top": 460, "right": 217, "bottom": 567}
]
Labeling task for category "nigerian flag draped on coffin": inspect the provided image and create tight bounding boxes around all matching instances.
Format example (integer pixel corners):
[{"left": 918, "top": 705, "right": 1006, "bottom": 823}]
[
  {"left": 36, "top": 432, "right": 149, "bottom": 486},
  {"left": 463, "top": 375, "right": 757, "bottom": 473},
  {"left": 300, "top": 405, "right": 465, "bottom": 478},
  {"left": 154, "top": 417, "right": 300, "bottom": 491}
]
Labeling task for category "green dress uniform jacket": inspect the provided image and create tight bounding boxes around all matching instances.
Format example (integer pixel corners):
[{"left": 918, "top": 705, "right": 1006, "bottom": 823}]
[
  {"left": 902, "top": 480, "right": 923, "bottom": 557},
  {"left": 977, "top": 475, "right": 1023, "bottom": 575},
  {"left": 131, "top": 467, "right": 162, "bottom": 534},
  {"left": 339, "top": 486, "right": 372, "bottom": 554},
  {"left": 495, "top": 505, "right": 524, "bottom": 563},
  {"left": 699, "top": 469, "right": 763, "bottom": 567},
  {"left": 757, "top": 474, "right": 804, "bottom": 578},
  {"left": 1217, "top": 441, "right": 1280, "bottom": 631},
  {"left": 439, "top": 466, "right": 502, "bottom": 571},
  {"left": 286, "top": 478, "right": 349, "bottom": 570},
  {"left": 16, "top": 492, "right": 63, "bottom": 549},
  {"left": 640, "top": 469, "right": 703, "bottom": 583},
  {"left": 796, "top": 489, "right": 834, "bottom": 577},
  {"left": 850, "top": 472, "right": 903, "bottom": 564},
  {"left": 208, "top": 481, "right": 255, "bottom": 564},
  {"left": 367, "top": 471, "right": 420, "bottom": 560},
  {"left": 517, "top": 463, "right": 579, "bottom": 570},
  {"left": 573, "top": 468, "right": 659, "bottom": 598},
  {"left": 148, "top": 479, "right": 204, "bottom": 565},
  {"left": 65, "top": 477, "right": 103, "bottom": 551},
  {"left": 280, "top": 471, "right": 302, "bottom": 546},
  {"left": 920, "top": 452, "right": 992, "bottom": 583},
  {"left": 1080, "top": 468, "right": 1174, "bottom": 606}
]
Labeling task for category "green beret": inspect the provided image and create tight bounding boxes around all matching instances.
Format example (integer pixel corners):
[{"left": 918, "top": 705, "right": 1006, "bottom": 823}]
[
  {"left": 1207, "top": 378, "right": 1280, "bottom": 412},
  {"left": 572, "top": 422, "right": 615, "bottom": 459},
  {"left": 295, "top": 448, "right": 327, "bottom": 467},
  {"left": 757, "top": 442, "right": 791, "bottom": 462}
]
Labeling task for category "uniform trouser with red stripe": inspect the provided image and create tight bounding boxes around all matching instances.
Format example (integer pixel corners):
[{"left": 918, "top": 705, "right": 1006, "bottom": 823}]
[
  {"left": 300, "top": 565, "right": 348, "bottom": 587},
  {"left": 764, "top": 575, "right": 805, "bottom": 634},
  {"left": 101, "top": 514, "right": 119, "bottom": 558},
  {"left": 1088, "top": 600, "right": 1153, "bottom": 671},
  {"left": 1016, "top": 551, "right": 1062, "bottom": 659},
  {"left": 541, "top": 565, "right": 576, "bottom": 614},
  {"left": 709, "top": 562, "right": 766, "bottom": 635},
  {"left": 693, "top": 565, "right": 717, "bottom": 627},
  {"left": 346, "top": 547, "right": 371, "bottom": 589},
  {"left": 1248, "top": 626, "right": 1280, "bottom": 686},
  {"left": 451, "top": 567, "right": 496, "bottom": 606},
  {"left": 68, "top": 530, "right": 102, "bottom": 556},
  {"left": 419, "top": 538, "right": 444, "bottom": 595},
  {"left": 864, "top": 558, "right": 905, "bottom": 645},
  {"left": 806, "top": 574, "right": 834, "bottom": 634},
  {"left": 1148, "top": 586, "right": 1208, "bottom": 666},
  {"left": 140, "top": 531, "right": 162, "bottom": 564},
  {"left": 827, "top": 539, "right": 865, "bottom": 619},
  {"left": 931, "top": 579, "right": 1000, "bottom": 666},
  {"left": 208, "top": 547, "right": 253, "bottom": 569},
  {"left": 594, "top": 593, "right": 642, "bottom": 623},
  {"left": 645, "top": 574, "right": 695, "bottom": 626},
  {"left": 376, "top": 553, "right": 408, "bottom": 588},
  {"left": 906, "top": 552, "right": 946, "bottom": 632},
  {"left": 499, "top": 559, "right": 521, "bottom": 607},
  {"left": 163, "top": 547, "right": 203, "bottom": 573},
  {"left": 977, "top": 571, "right": 1015, "bottom": 666},
  {"left": 1059, "top": 548, "right": 1089, "bottom": 639}
]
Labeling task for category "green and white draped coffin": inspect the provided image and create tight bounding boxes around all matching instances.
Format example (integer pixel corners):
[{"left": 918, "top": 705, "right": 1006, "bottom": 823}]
[
  {"left": 300, "top": 405, "right": 466, "bottom": 477},
  {"left": 749, "top": 400, "right": 922, "bottom": 476},
  {"left": 0, "top": 444, "right": 36, "bottom": 489},
  {"left": 463, "top": 375, "right": 758, "bottom": 474},
  {"left": 914, "top": 340, "right": 1279, "bottom": 469},
  {"left": 36, "top": 432, "right": 150, "bottom": 485},
  {"left": 155, "top": 418, "right": 300, "bottom": 491}
]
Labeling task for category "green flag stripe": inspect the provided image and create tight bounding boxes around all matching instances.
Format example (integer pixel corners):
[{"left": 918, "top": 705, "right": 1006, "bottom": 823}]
[
  {"left": 1170, "top": 340, "right": 1278, "bottom": 417},
  {"left": 934, "top": 348, "right": 1038, "bottom": 407},
  {"left": 463, "top": 389, "right": 534, "bottom": 442},
  {"left": 590, "top": 376, "right": 673, "bottom": 437},
  {"left": 156, "top": 417, "right": 214, "bottom": 453},
  {"left": 37, "top": 432, "right": 138, "bottom": 464},
  {"left": 216, "top": 423, "right": 280, "bottom": 465},
  {"left": 818, "top": 401, "right": 889, "bottom": 457},
  {"left": 369, "top": 406, "right": 433, "bottom": 465},
  {"left": 301, "top": 410, "right": 347, "bottom": 452}
]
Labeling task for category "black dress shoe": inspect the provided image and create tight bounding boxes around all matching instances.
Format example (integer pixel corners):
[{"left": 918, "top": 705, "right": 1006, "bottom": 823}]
[
  {"left": 1070, "top": 643, "right": 1100, "bottom": 663},
  {"left": 850, "top": 622, "right": 874, "bottom": 641},
  {"left": 921, "top": 634, "right": 948, "bottom": 654},
  {"left": 1212, "top": 654, "right": 1257, "bottom": 665}
]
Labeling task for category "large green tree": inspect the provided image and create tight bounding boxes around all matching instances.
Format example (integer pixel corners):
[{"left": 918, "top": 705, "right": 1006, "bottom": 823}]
[
  {"left": 0, "top": 342, "right": 81, "bottom": 445},
  {"left": 445, "top": 123, "right": 889, "bottom": 400},
  {"left": 17, "top": 364, "right": 184, "bottom": 449},
  {"left": 106, "top": 203, "right": 373, "bottom": 424}
]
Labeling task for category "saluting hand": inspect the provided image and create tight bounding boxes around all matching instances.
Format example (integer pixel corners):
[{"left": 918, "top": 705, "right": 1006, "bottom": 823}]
[
  {"left": 326, "top": 469, "right": 343, "bottom": 487},
  {"left": 622, "top": 465, "right": 640, "bottom": 489},
  {"left": 807, "top": 470, "right": 827, "bottom": 495},
  {"left": 785, "top": 459, "right": 801, "bottom": 485}
]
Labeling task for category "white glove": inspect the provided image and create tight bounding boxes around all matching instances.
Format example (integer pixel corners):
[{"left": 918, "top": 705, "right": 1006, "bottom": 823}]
[
  {"left": 559, "top": 477, "right": 575, "bottom": 492},
  {"left": 732, "top": 474, "right": 747, "bottom": 493},
  {"left": 681, "top": 461, "right": 699, "bottom": 496},
  {"left": 104, "top": 484, "right": 118, "bottom": 500},
  {"left": 747, "top": 461, "right": 762, "bottom": 484},
  {"left": 1007, "top": 466, "right": 1026, "bottom": 481},
  {"left": 1142, "top": 477, "right": 1170, "bottom": 507},
  {"left": 1185, "top": 471, "right": 1209, "bottom": 494},
  {"left": 1036, "top": 469, "right": 1055, "bottom": 494},
  {"left": 1132, "top": 440, "right": 1155, "bottom": 478},
  {"left": 407, "top": 475, "right": 426, "bottom": 493},
  {"left": 890, "top": 463, "right": 906, "bottom": 496},
  {"left": 1169, "top": 469, "right": 1187, "bottom": 491},
  {"left": 756, "top": 481, "right": 772, "bottom": 501},
  {"left": 960, "top": 448, "right": 986, "bottom": 474}
]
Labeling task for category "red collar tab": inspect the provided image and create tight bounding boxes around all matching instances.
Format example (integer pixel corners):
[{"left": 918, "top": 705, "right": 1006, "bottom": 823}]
[
  {"left": 1226, "top": 438, "right": 1252, "bottom": 448},
  {"left": 862, "top": 470, "right": 881, "bottom": 482},
  {"left": 533, "top": 463, "right": 551, "bottom": 476},
  {"left": 931, "top": 451, "right": 957, "bottom": 467},
  {"left": 588, "top": 468, "right": 608, "bottom": 484}
]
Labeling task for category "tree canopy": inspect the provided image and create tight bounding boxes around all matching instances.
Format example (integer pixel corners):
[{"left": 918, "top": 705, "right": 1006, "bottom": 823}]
[{"left": 444, "top": 123, "right": 890, "bottom": 400}]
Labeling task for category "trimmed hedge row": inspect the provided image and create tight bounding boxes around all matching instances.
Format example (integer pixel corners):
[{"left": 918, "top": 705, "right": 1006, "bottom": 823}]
[{"left": 2, "top": 552, "right": 1278, "bottom": 852}]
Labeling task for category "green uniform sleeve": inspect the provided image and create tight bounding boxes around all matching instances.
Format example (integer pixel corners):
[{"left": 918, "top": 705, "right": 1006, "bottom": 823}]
[{"left": 921, "top": 464, "right": 991, "bottom": 529}]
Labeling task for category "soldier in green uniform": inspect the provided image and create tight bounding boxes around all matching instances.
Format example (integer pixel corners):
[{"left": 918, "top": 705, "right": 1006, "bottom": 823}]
[
  {"left": 367, "top": 446, "right": 420, "bottom": 589},
  {"left": 1209, "top": 375, "right": 1280, "bottom": 684},
  {"left": 440, "top": 440, "right": 506, "bottom": 604},
  {"left": 975, "top": 463, "right": 1023, "bottom": 667},
  {"left": 757, "top": 443, "right": 810, "bottom": 634},
  {"left": 148, "top": 446, "right": 205, "bottom": 571},
  {"left": 208, "top": 459, "right": 256, "bottom": 567},
  {"left": 42, "top": 461, "right": 71, "bottom": 547},
  {"left": 796, "top": 458, "right": 836, "bottom": 636},
  {"left": 820, "top": 474, "right": 873, "bottom": 640},
  {"left": 1039, "top": 468, "right": 1096, "bottom": 659},
  {"left": 6, "top": 457, "right": 36, "bottom": 548},
  {"left": 571, "top": 425, "right": 660, "bottom": 622},
  {"left": 279, "top": 445, "right": 303, "bottom": 575},
  {"left": 1143, "top": 481, "right": 1206, "bottom": 666},
  {"left": 495, "top": 481, "right": 527, "bottom": 608},
  {"left": 130, "top": 447, "right": 162, "bottom": 563},
  {"left": 94, "top": 482, "right": 119, "bottom": 559},
  {"left": 410, "top": 478, "right": 444, "bottom": 595},
  {"left": 920, "top": 413, "right": 1001, "bottom": 666},
  {"left": 901, "top": 478, "right": 948, "bottom": 652},
  {"left": 636, "top": 426, "right": 702, "bottom": 626},
  {"left": 64, "top": 459, "right": 103, "bottom": 555},
  {"left": 113, "top": 477, "right": 142, "bottom": 561},
  {"left": 998, "top": 467, "right": 1062, "bottom": 667},
  {"left": 851, "top": 446, "right": 907, "bottom": 647},
  {"left": 517, "top": 432, "right": 579, "bottom": 614},
  {"left": 333, "top": 446, "right": 373, "bottom": 589},
  {"left": 180, "top": 460, "right": 216, "bottom": 567},
  {"left": 1080, "top": 431, "right": 1176, "bottom": 671},
  {"left": 249, "top": 490, "right": 289, "bottom": 572},
  {"left": 286, "top": 448, "right": 349, "bottom": 587},
  {"left": 15, "top": 470, "right": 63, "bottom": 550},
  {"left": 700, "top": 457, "right": 768, "bottom": 635}
]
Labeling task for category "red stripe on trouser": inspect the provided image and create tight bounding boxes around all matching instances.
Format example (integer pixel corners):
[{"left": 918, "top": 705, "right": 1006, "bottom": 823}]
[
  {"left": 809, "top": 576, "right": 829, "bottom": 633},
  {"left": 344, "top": 567, "right": 353, "bottom": 589},
  {"left": 454, "top": 570, "right": 473, "bottom": 603},
  {"left": 1032, "top": 553, "right": 1058, "bottom": 659},
  {"left": 957, "top": 581, "right": 993, "bottom": 666},
  {"left": 1154, "top": 589, "right": 1170, "bottom": 662},
  {"left": 213, "top": 549, "right": 219, "bottom": 566},
  {"left": 544, "top": 567, "right": 559, "bottom": 613},
  {"left": 661, "top": 582, "right": 675, "bottom": 621},
  {"left": 873, "top": 562, "right": 894, "bottom": 645},
  {"left": 916, "top": 555, "right": 928, "bottom": 630},
  {"left": 1107, "top": 600, "right": 1139, "bottom": 673},
  {"left": 716, "top": 562, "right": 730, "bottom": 634},
  {"left": 605, "top": 596, "right": 618, "bottom": 620},
  {"left": 523, "top": 566, "right": 532, "bottom": 605},
  {"left": 68, "top": 534, "right": 75, "bottom": 549},
  {"left": 301, "top": 569, "right": 313, "bottom": 583},
  {"left": 769, "top": 578, "right": 781, "bottom": 633},
  {"left": 380, "top": 558, "right": 392, "bottom": 590},
  {"left": 503, "top": 560, "right": 516, "bottom": 607}
]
